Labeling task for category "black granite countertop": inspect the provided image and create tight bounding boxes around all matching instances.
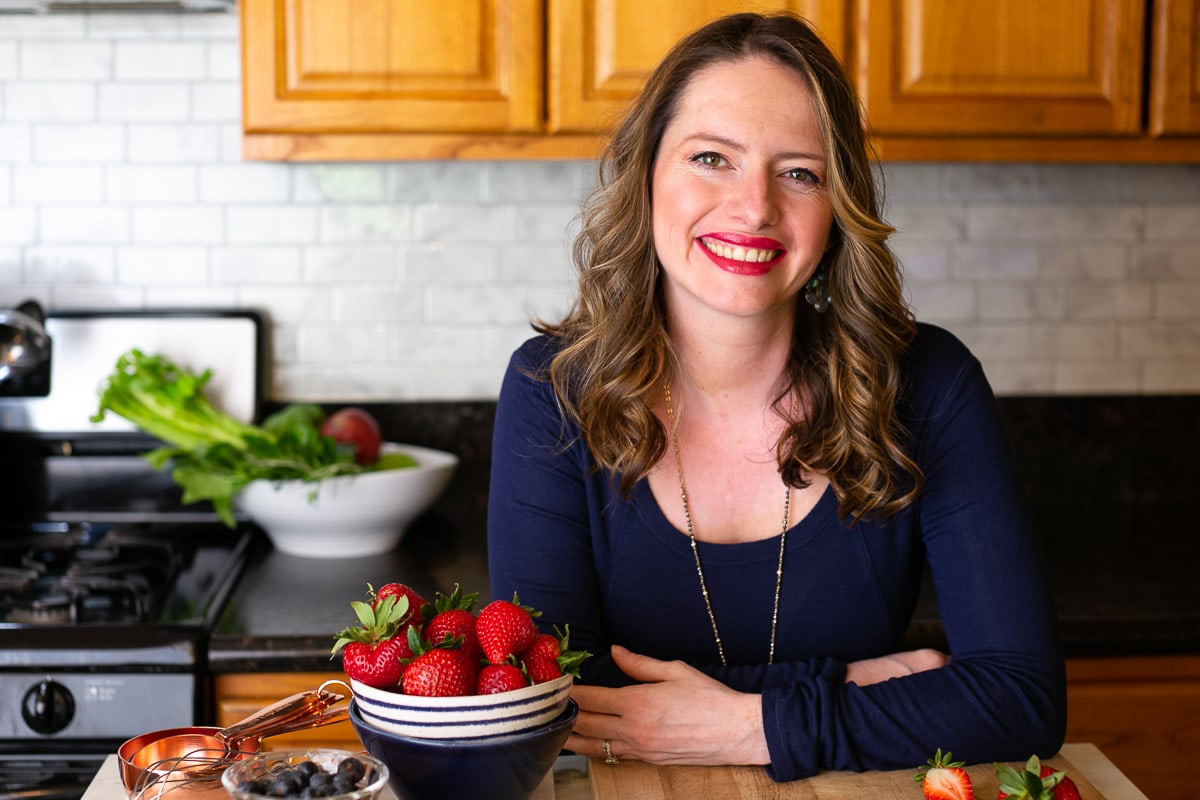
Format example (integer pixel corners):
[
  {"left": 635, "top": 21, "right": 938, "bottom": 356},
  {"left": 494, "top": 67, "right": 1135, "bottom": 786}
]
[{"left": 207, "top": 396, "right": 1200, "bottom": 674}]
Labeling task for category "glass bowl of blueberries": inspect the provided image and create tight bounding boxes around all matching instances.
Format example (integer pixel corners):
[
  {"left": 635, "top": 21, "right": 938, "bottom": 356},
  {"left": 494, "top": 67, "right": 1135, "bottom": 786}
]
[{"left": 220, "top": 749, "right": 389, "bottom": 800}]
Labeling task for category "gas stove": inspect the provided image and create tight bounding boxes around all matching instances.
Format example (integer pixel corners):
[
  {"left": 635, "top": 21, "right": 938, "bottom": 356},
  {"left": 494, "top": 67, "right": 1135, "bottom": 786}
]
[{"left": 0, "top": 308, "right": 265, "bottom": 799}]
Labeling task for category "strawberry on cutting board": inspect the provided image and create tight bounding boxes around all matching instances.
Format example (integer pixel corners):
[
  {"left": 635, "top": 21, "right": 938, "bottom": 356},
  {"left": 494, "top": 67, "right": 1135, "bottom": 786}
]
[
  {"left": 996, "top": 756, "right": 1081, "bottom": 800},
  {"left": 914, "top": 749, "right": 974, "bottom": 800}
]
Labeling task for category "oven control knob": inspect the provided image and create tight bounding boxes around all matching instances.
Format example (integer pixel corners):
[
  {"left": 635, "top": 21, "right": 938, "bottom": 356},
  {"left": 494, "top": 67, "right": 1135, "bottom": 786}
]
[{"left": 22, "top": 679, "right": 76, "bottom": 734}]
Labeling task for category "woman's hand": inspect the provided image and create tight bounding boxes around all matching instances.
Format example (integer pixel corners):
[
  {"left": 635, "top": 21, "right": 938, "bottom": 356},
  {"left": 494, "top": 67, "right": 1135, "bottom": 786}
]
[
  {"left": 566, "top": 645, "right": 770, "bottom": 766},
  {"left": 844, "top": 648, "right": 949, "bottom": 686}
]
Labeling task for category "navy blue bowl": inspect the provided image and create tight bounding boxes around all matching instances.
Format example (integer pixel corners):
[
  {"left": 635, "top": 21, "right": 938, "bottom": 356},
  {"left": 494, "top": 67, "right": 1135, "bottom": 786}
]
[{"left": 349, "top": 698, "right": 577, "bottom": 800}]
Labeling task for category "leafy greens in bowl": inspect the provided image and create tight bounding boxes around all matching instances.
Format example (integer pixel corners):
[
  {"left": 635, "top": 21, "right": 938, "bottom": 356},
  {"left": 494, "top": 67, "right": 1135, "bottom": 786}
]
[{"left": 91, "top": 349, "right": 415, "bottom": 527}]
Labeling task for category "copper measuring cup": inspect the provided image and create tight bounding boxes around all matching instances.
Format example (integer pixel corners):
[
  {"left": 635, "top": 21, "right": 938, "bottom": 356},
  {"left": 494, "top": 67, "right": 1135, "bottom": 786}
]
[{"left": 118, "top": 683, "right": 351, "bottom": 795}]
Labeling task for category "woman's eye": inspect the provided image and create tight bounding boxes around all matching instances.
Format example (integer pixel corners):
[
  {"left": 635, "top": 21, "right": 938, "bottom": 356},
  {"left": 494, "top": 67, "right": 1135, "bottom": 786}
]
[
  {"left": 783, "top": 167, "right": 822, "bottom": 186},
  {"left": 689, "top": 151, "right": 725, "bottom": 168}
]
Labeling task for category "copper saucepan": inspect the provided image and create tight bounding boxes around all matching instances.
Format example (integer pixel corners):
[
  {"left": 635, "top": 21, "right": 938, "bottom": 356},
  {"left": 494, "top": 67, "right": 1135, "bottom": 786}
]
[{"left": 118, "top": 683, "right": 351, "bottom": 796}]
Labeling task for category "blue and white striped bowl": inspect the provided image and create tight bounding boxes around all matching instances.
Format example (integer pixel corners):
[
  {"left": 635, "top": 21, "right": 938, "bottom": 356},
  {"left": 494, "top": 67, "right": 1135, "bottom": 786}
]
[{"left": 349, "top": 674, "right": 573, "bottom": 740}]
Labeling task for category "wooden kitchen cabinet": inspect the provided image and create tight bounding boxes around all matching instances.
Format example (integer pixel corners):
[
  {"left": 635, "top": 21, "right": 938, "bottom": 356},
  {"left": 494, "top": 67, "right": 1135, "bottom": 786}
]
[
  {"left": 241, "top": 0, "right": 846, "bottom": 160},
  {"left": 857, "top": 0, "right": 1200, "bottom": 160},
  {"left": 1150, "top": 0, "right": 1200, "bottom": 135},
  {"left": 213, "top": 672, "right": 360, "bottom": 751},
  {"left": 547, "top": 0, "right": 845, "bottom": 134},
  {"left": 1065, "top": 654, "right": 1200, "bottom": 800},
  {"left": 241, "top": 0, "right": 1200, "bottom": 161}
]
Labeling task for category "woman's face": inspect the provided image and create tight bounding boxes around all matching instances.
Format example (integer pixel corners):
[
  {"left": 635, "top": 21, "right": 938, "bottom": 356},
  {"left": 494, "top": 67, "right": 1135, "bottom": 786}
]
[{"left": 651, "top": 55, "right": 834, "bottom": 325}]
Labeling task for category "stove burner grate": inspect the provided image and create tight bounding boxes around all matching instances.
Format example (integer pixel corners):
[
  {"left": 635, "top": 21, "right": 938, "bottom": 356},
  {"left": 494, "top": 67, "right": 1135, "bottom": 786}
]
[{"left": 0, "top": 522, "right": 181, "bottom": 626}]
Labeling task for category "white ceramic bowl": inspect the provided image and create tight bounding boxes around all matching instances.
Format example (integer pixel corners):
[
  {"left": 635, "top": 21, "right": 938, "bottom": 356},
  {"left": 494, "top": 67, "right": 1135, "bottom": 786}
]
[
  {"left": 349, "top": 674, "right": 573, "bottom": 740},
  {"left": 235, "top": 443, "right": 458, "bottom": 559}
]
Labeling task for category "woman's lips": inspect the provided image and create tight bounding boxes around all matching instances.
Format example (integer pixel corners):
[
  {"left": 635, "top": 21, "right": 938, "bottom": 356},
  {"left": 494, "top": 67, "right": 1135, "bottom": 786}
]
[{"left": 697, "top": 234, "right": 785, "bottom": 275}]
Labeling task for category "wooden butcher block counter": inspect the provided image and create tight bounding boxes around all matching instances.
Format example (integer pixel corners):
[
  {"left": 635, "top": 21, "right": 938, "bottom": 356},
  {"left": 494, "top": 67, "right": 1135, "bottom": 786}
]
[{"left": 579, "top": 744, "right": 1147, "bottom": 800}]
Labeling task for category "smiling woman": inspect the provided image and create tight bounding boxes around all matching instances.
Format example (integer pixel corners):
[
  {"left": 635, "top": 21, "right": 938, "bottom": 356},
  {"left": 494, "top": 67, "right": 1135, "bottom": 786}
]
[{"left": 486, "top": 11, "right": 1066, "bottom": 783}]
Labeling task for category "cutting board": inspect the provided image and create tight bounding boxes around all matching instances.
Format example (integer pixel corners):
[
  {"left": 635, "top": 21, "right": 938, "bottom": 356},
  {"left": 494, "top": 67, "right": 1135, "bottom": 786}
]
[{"left": 588, "top": 745, "right": 1139, "bottom": 800}]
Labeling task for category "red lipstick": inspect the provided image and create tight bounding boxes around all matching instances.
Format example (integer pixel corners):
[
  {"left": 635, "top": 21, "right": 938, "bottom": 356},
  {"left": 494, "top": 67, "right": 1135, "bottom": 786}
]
[{"left": 697, "top": 234, "right": 786, "bottom": 276}]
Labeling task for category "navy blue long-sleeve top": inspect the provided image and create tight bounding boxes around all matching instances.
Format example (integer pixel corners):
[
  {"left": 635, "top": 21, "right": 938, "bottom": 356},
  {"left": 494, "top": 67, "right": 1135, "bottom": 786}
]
[{"left": 486, "top": 323, "right": 1066, "bottom": 781}]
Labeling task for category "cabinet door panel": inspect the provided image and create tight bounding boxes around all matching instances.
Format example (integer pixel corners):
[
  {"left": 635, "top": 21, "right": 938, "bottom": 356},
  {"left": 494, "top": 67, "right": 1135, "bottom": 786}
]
[
  {"left": 857, "top": 0, "right": 1145, "bottom": 136},
  {"left": 242, "top": 0, "right": 542, "bottom": 134},
  {"left": 548, "top": 0, "right": 847, "bottom": 134},
  {"left": 1150, "top": 0, "right": 1200, "bottom": 135}
]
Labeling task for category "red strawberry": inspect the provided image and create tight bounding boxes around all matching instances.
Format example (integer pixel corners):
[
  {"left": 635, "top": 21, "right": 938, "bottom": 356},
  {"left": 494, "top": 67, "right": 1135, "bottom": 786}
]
[
  {"left": 476, "top": 594, "right": 541, "bottom": 664},
  {"left": 422, "top": 584, "right": 483, "bottom": 663},
  {"left": 331, "top": 593, "right": 415, "bottom": 689},
  {"left": 400, "top": 629, "right": 478, "bottom": 697},
  {"left": 996, "top": 757, "right": 1081, "bottom": 800},
  {"left": 914, "top": 749, "right": 974, "bottom": 800},
  {"left": 518, "top": 625, "right": 591, "bottom": 684},
  {"left": 339, "top": 637, "right": 411, "bottom": 689},
  {"left": 369, "top": 582, "right": 426, "bottom": 629},
  {"left": 476, "top": 663, "right": 530, "bottom": 695}
]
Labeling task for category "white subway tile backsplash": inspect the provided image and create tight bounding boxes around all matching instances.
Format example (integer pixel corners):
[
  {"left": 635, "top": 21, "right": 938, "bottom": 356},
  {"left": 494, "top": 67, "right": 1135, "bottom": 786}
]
[
  {"left": 1054, "top": 363, "right": 1141, "bottom": 393},
  {"left": 99, "top": 83, "right": 189, "bottom": 121},
  {"left": 967, "top": 205, "right": 1142, "bottom": 241},
  {"left": 20, "top": 41, "right": 111, "bottom": 80},
  {"left": 117, "top": 245, "right": 207, "bottom": 283},
  {"left": 1145, "top": 206, "right": 1200, "bottom": 240},
  {"left": 303, "top": 245, "right": 396, "bottom": 282},
  {"left": 404, "top": 245, "right": 498, "bottom": 283},
  {"left": 199, "top": 163, "right": 291, "bottom": 203},
  {"left": 85, "top": 11, "right": 182, "bottom": 40},
  {"left": 1156, "top": 283, "right": 1200, "bottom": 318},
  {"left": 1130, "top": 245, "right": 1200, "bottom": 279},
  {"left": 107, "top": 165, "right": 198, "bottom": 204},
  {"left": 5, "top": 82, "right": 95, "bottom": 121},
  {"left": 206, "top": 41, "right": 240, "bottom": 80},
  {"left": 227, "top": 205, "right": 319, "bottom": 243},
  {"left": 382, "top": 162, "right": 483, "bottom": 202},
  {"left": 40, "top": 204, "right": 129, "bottom": 243},
  {"left": 127, "top": 123, "right": 220, "bottom": 162},
  {"left": 0, "top": 123, "right": 33, "bottom": 162},
  {"left": 427, "top": 284, "right": 531, "bottom": 325},
  {"left": 114, "top": 42, "right": 206, "bottom": 81},
  {"left": 191, "top": 82, "right": 240, "bottom": 121},
  {"left": 132, "top": 206, "right": 223, "bottom": 243},
  {"left": 320, "top": 205, "right": 412, "bottom": 243},
  {"left": 1120, "top": 324, "right": 1200, "bottom": 357},
  {"left": 416, "top": 204, "right": 514, "bottom": 243},
  {"left": 34, "top": 123, "right": 124, "bottom": 163},
  {"left": 293, "top": 165, "right": 387, "bottom": 204},
  {"left": 25, "top": 245, "right": 114, "bottom": 279},
  {"left": 2, "top": 14, "right": 1199, "bottom": 399},
  {"left": 13, "top": 164, "right": 104, "bottom": 203},
  {"left": 0, "top": 42, "right": 16, "bottom": 79},
  {"left": 330, "top": 287, "right": 423, "bottom": 323},
  {"left": 144, "top": 284, "right": 239, "bottom": 307},
  {"left": 211, "top": 245, "right": 300, "bottom": 283}
]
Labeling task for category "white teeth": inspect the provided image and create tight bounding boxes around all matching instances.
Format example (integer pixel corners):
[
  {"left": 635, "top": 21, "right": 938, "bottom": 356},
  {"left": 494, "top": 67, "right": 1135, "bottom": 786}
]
[{"left": 701, "top": 238, "right": 780, "bottom": 263}]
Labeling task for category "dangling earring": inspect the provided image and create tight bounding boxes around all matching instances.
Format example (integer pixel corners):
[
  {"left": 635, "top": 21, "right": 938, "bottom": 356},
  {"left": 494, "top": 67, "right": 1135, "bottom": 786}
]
[{"left": 804, "top": 269, "right": 831, "bottom": 312}]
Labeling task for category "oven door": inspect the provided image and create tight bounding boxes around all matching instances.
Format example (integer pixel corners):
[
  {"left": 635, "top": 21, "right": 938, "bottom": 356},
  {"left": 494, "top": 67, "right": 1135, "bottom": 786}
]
[{"left": 0, "top": 746, "right": 110, "bottom": 800}]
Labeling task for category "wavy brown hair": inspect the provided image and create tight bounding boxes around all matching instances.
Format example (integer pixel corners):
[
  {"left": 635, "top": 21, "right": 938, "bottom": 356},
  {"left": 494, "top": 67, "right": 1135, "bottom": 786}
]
[{"left": 535, "top": 12, "right": 921, "bottom": 522}]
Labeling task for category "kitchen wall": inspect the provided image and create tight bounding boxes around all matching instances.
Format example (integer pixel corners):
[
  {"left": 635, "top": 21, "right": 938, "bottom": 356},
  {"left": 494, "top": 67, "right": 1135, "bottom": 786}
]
[{"left": 2, "top": 12, "right": 1199, "bottom": 401}]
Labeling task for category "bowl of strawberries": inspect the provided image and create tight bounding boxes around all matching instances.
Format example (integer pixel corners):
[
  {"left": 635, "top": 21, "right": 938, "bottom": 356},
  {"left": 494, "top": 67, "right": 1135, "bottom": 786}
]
[
  {"left": 332, "top": 582, "right": 588, "bottom": 740},
  {"left": 332, "top": 582, "right": 587, "bottom": 800}
]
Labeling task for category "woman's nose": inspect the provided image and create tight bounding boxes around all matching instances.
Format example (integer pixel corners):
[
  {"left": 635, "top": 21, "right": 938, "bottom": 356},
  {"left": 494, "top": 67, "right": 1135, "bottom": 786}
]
[{"left": 728, "top": 171, "right": 778, "bottom": 228}]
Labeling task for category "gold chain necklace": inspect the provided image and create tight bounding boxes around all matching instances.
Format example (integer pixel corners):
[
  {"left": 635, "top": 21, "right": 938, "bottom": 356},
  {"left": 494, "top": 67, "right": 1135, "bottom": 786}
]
[{"left": 663, "top": 384, "right": 790, "bottom": 667}]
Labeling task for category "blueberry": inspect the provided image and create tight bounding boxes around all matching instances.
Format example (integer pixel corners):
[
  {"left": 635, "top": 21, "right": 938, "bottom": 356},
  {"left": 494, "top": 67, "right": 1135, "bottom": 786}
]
[
  {"left": 266, "top": 778, "right": 294, "bottom": 797},
  {"left": 335, "top": 757, "right": 366, "bottom": 785}
]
